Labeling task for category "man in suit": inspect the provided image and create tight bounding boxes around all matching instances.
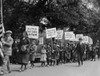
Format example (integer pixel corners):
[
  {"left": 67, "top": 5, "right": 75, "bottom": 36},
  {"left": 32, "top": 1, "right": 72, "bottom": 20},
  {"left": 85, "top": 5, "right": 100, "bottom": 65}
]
[
  {"left": 1, "top": 30, "right": 13, "bottom": 74},
  {"left": 75, "top": 38, "right": 84, "bottom": 66}
]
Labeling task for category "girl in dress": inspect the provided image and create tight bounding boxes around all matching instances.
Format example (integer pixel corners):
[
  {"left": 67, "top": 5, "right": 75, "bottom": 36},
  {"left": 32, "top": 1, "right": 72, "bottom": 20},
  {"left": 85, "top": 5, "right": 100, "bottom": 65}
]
[
  {"left": 41, "top": 46, "right": 47, "bottom": 66},
  {"left": 30, "top": 40, "right": 37, "bottom": 68}
]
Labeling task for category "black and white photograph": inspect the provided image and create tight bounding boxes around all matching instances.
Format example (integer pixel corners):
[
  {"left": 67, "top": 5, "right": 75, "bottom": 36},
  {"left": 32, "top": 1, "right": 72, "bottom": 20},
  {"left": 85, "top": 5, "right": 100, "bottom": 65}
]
[{"left": 0, "top": 0, "right": 100, "bottom": 76}]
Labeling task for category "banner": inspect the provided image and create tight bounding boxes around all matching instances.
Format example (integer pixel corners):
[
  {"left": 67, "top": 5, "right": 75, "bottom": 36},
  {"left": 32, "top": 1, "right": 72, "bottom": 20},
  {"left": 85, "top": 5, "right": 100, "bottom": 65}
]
[
  {"left": 26, "top": 26, "right": 39, "bottom": 39},
  {"left": 46, "top": 28, "right": 56, "bottom": 38},
  {"left": 70, "top": 38, "right": 78, "bottom": 41},
  {"left": 39, "top": 37, "right": 44, "bottom": 45},
  {"left": 82, "top": 36, "right": 89, "bottom": 44},
  {"left": 55, "top": 30, "right": 63, "bottom": 39},
  {"left": 65, "top": 32, "right": 75, "bottom": 40},
  {"left": 82, "top": 36, "right": 93, "bottom": 44},
  {"left": 88, "top": 37, "right": 93, "bottom": 45},
  {"left": 76, "top": 34, "right": 83, "bottom": 40}
]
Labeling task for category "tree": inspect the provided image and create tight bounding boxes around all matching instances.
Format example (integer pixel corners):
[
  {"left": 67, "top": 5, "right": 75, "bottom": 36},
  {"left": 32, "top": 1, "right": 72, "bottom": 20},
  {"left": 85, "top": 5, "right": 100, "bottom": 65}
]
[
  {"left": 2, "top": 0, "right": 100, "bottom": 41},
  {"left": 3, "top": 0, "right": 48, "bottom": 37}
]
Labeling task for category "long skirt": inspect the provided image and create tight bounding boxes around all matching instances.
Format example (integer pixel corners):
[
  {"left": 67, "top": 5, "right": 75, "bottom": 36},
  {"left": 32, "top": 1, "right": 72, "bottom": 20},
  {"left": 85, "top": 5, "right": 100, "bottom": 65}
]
[
  {"left": 18, "top": 52, "right": 30, "bottom": 65},
  {"left": 29, "top": 53, "right": 35, "bottom": 61}
]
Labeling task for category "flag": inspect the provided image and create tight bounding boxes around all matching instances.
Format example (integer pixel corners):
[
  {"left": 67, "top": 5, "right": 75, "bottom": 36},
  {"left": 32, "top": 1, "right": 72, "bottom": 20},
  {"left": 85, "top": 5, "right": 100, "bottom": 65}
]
[
  {"left": 0, "top": 0, "right": 5, "bottom": 38},
  {"left": 0, "top": 23, "right": 4, "bottom": 37}
]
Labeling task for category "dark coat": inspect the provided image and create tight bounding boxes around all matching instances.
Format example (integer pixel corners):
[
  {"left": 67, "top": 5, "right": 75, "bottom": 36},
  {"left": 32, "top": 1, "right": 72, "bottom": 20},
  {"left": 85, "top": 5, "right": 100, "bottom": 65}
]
[
  {"left": 75, "top": 43, "right": 84, "bottom": 56},
  {"left": 18, "top": 37, "right": 30, "bottom": 64}
]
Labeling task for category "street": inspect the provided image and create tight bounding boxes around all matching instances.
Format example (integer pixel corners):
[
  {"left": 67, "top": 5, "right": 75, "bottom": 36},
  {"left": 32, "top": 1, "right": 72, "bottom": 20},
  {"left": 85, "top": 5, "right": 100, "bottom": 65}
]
[{"left": 3, "top": 60, "right": 100, "bottom": 76}]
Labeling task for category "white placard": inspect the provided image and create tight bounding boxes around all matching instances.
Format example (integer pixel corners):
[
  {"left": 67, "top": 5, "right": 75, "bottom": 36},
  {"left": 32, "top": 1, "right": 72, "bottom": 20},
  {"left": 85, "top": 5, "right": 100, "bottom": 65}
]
[
  {"left": 46, "top": 28, "right": 56, "bottom": 38},
  {"left": 71, "top": 38, "right": 79, "bottom": 41},
  {"left": 26, "top": 26, "right": 39, "bottom": 39},
  {"left": 65, "top": 32, "right": 75, "bottom": 40},
  {"left": 55, "top": 30, "right": 63, "bottom": 39},
  {"left": 39, "top": 37, "right": 44, "bottom": 45},
  {"left": 88, "top": 37, "right": 93, "bottom": 45},
  {"left": 76, "top": 34, "right": 83, "bottom": 40},
  {"left": 82, "top": 36, "right": 89, "bottom": 44}
]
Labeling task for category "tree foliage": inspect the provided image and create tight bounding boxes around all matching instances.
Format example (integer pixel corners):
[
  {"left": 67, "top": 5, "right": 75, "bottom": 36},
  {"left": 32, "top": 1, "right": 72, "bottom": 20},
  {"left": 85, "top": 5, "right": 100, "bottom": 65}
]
[{"left": 2, "top": 0, "right": 100, "bottom": 40}]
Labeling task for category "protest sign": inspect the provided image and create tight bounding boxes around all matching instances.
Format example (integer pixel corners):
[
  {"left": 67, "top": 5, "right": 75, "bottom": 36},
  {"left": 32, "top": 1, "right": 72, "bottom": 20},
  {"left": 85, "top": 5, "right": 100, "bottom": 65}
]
[
  {"left": 65, "top": 32, "right": 75, "bottom": 40},
  {"left": 26, "top": 26, "right": 39, "bottom": 39},
  {"left": 82, "top": 36, "right": 89, "bottom": 44},
  {"left": 46, "top": 28, "right": 56, "bottom": 38},
  {"left": 76, "top": 34, "right": 83, "bottom": 40},
  {"left": 71, "top": 38, "right": 78, "bottom": 42},
  {"left": 55, "top": 30, "right": 63, "bottom": 39},
  {"left": 88, "top": 37, "right": 93, "bottom": 45},
  {"left": 39, "top": 37, "right": 44, "bottom": 45}
]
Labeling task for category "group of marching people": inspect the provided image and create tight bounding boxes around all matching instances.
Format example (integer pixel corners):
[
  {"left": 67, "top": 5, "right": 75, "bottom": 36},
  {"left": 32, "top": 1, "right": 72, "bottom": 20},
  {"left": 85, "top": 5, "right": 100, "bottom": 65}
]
[
  {"left": 42, "top": 39, "right": 99, "bottom": 66},
  {"left": 0, "top": 30, "right": 100, "bottom": 75},
  {"left": 13, "top": 31, "right": 100, "bottom": 68}
]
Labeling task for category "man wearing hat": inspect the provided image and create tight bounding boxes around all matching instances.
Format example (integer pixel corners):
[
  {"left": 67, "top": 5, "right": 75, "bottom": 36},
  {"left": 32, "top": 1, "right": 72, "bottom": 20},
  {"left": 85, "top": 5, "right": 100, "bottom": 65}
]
[
  {"left": 1, "top": 30, "right": 13, "bottom": 74},
  {"left": 75, "top": 38, "right": 84, "bottom": 66}
]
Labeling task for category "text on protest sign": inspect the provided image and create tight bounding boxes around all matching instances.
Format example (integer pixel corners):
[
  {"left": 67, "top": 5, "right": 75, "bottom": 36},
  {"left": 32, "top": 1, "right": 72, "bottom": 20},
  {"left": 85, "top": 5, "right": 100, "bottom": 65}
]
[
  {"left": 82, "top": 36, "right": 89, "bottom": 44},
  {"left": 76, "top": 34, "right": 83, "bottom": 40},
  {"left": 82, "top": 36, "right": 93, "bottom": 44},
  {"left": 26, "top": 26, "right": 39, "bottom": 39},
  {"left": 88, "top": 37, "right": 93, "bottom": 45},
  {"left": 65, "top": 32, "right": 75, "bottom": 40},
  {"left": 46, "top": 28, "right": 56, "bottom": 38},
  {"left": 55, "top": 30, "right": 63, "bottom": 39}
]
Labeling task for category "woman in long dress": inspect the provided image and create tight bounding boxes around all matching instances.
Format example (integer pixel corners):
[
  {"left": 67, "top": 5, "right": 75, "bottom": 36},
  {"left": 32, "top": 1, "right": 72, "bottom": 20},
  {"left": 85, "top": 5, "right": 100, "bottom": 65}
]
[{"left": 18, "top": 31, "right": 30, "bottom": 72}]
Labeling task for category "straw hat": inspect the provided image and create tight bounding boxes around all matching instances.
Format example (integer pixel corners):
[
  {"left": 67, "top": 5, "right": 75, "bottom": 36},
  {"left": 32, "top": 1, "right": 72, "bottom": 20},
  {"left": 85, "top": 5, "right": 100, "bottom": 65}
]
[{"left": 5, "top": 30, "right": 12, "bottom": 34}]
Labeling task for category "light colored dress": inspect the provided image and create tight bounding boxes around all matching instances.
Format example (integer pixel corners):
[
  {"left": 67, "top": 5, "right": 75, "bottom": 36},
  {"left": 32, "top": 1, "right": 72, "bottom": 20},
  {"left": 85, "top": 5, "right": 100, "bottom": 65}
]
[
  {"left": 30, "top": 45, "right": 37, "bottom": 61},
  {"left": 1, "top": 36, "right": 13, "bottom": 56},
  {"left": 41, "top": 49, "right": 47, "bottom": 62}
]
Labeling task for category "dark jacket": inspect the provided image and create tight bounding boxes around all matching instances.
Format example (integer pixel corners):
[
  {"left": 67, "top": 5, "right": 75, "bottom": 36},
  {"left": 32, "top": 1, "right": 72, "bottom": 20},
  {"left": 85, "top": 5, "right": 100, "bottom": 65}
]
[{"left": 75, "top": 43, "right": 84, "bottom": 56}]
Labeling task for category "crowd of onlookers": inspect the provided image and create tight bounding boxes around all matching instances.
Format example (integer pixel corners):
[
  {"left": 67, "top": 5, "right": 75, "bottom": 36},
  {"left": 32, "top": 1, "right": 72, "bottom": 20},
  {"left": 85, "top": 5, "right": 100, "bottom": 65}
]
[{"left": 0, "top": 31, "right": 100, "bottom": 75}]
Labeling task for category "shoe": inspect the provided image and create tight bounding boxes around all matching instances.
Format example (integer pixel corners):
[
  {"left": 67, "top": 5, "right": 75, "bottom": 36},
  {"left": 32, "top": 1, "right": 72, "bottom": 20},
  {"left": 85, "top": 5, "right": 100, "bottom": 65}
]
[
  {"left": 19, "top": 69, "right": 22, "bottom": 72},
  {"left": 78, "top": 63, "right": 80, "bottom": 66},
  {"left": 8, "top": 71, "right": 11, "bottom": 73},
  {"left": 81, "top": 62, "right": 83, "bottom": 65},
  {"left": 31, "top": 65, "right": 34, "bottom": 68}
]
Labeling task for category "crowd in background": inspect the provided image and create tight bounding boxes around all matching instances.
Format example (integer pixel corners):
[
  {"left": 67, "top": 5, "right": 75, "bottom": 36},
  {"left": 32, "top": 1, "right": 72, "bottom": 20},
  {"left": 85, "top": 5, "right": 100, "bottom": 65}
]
[
  {"left": 12, "top": 32, "right": 100, "bottom": 66},
  {"left": 0, "top": 31, "right": 100, "bottom": 75}
]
